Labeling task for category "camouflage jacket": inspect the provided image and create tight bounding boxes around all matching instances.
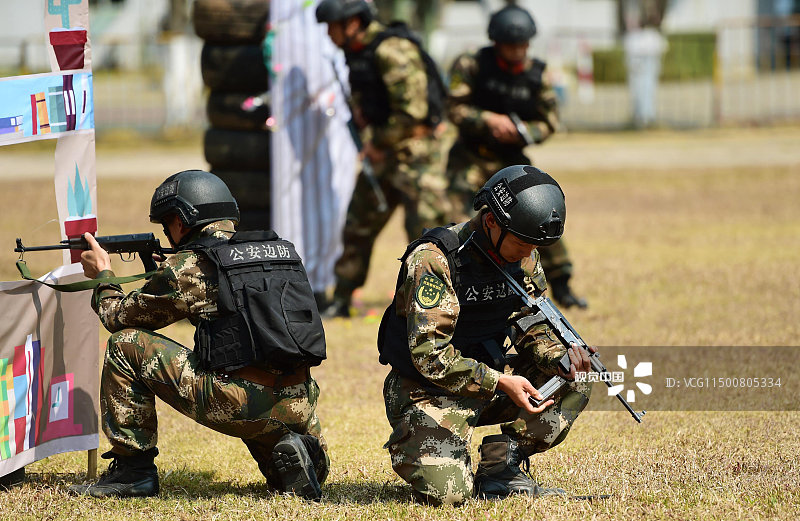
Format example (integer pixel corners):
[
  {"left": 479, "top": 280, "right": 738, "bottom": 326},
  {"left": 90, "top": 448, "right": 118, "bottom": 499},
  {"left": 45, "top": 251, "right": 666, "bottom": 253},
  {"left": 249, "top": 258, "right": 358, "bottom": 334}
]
[
  {"left": 394, "top": 213, "right": 565, "bottom": 399},
  {"left": 353, "top": 21, "right": 429, "bottom": 149},
  {"left": 91, "top": 220, "right": 236, "bottom": 333},
  {"left": 447, "top": 49, "right": 559, "bottom": 150}
]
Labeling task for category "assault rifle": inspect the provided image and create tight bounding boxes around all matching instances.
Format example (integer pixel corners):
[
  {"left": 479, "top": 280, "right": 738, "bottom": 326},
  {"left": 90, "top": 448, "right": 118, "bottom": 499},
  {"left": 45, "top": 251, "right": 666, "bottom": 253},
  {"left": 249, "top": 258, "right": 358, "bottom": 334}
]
[
  {"left": 460, "top": 233, "right": 646, "bottom": 423},
  {"left": 15, "top": 233, "right": 174, "bottom": 273},
  {"left": 329, "top": 58, "right": 388, "bottom": 212}
]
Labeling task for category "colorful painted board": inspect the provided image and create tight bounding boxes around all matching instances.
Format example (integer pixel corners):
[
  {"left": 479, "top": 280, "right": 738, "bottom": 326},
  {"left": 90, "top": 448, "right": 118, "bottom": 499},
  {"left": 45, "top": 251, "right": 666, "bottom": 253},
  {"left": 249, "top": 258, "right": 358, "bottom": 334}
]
[{"left": 0, "top": 0, "right": 99, "bottom": 478}]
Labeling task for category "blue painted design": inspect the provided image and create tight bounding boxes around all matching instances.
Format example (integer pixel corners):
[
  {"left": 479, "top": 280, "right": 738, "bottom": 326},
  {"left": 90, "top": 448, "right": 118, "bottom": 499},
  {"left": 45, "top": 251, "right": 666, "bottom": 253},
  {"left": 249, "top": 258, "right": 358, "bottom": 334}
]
[
  {"left": 67, "top": 163, "right": 92, "bottom": 217},
  {"left": 48, "top": 0, "right": 83, "bottom": 29}
]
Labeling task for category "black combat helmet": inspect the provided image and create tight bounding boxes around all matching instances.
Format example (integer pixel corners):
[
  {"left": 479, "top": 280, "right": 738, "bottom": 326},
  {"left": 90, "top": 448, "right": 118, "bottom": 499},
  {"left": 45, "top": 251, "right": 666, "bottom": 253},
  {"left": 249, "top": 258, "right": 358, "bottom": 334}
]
[
  {"left": 488, "top": 5, "right": 537, "bottom": 43},
  {"left": 316, "top": 0, "right": 373, "bottom": 24},
  {"left": 149, "top": 170, "right": 239, "bottom": 227},
  {"left": 473, "top": 165, "right": 565, "bottom": 246}
]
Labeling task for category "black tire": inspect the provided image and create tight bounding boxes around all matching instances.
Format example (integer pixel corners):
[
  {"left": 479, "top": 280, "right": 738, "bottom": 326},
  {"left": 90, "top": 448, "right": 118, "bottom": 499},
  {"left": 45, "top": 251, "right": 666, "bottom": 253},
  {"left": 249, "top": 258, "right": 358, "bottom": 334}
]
[
  {"left": 193, "top": 0, "right": 271, "bottom": 44},
  {"left": 207, "top": 91, "right": 270, "bottom": 131},
  {"left": 204, "top": 128, "right": 270, "bottom": 171},
  {"left": 211, "top": 168, "right": 270, "bottom": 210},
  {"left": 201, "top": 43, "right": 269, "bottom": 92}
]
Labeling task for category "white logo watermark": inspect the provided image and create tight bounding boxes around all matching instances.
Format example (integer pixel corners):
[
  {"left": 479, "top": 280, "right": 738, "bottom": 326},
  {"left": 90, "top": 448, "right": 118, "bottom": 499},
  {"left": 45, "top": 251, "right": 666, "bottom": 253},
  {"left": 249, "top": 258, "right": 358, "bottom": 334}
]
[{"left": 574, "top": 355, "right": 653, "bottom": 402}]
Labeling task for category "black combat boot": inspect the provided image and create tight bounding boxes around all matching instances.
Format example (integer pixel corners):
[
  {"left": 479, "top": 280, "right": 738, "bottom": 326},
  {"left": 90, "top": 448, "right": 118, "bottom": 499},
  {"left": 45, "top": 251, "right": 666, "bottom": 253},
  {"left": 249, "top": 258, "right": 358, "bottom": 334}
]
[
  {"left": 549, "top": 274, "right": 588, "bottom": 309},
  {"left": 272, "top": 432, "right": 322, "bottom": 500},
  {"left": 1, "top": 467, "right": 25, "bottom": 490},
  {"left": 244, "top": 434, "right": 328, "bottom": 494},
  {"left": 299, "top": 434, "right": 329, "bottom": 487},
  {"left": 474, "top": 434, "right": 566, "bottom": 499},
  {"left": 68, "top": 448, "right": 159, "bottom": 498},
  {"left": 319, "top": 297, "right": 350, "bottom": 319}
]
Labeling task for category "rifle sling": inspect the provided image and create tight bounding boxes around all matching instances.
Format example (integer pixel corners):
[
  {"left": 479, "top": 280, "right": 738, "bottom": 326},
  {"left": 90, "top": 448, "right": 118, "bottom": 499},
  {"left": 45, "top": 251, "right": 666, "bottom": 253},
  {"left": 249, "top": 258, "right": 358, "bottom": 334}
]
[{"left": 16, "top": 260, "right": 155, "bottom": 292}]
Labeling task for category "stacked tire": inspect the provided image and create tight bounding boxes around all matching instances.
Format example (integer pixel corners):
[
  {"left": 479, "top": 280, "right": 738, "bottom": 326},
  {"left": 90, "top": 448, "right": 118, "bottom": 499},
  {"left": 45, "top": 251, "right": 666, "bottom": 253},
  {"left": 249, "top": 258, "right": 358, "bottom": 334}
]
[{"left": 193, "top": 0, "right": 272, "bottom": 230}]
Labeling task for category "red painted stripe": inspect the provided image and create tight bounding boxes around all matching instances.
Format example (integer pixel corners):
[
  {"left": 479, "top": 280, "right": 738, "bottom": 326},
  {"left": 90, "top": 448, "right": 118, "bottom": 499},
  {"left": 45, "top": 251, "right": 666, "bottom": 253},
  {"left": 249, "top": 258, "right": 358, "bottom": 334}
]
[
  {"left": 30, "top": 94, "right": 37, "bottom": 135},
  {"left": 13, "top": 344, "right": 25, "bottom": 377},
  {"left": 14, "top": 417, "right": 25, "bottom": 454}
]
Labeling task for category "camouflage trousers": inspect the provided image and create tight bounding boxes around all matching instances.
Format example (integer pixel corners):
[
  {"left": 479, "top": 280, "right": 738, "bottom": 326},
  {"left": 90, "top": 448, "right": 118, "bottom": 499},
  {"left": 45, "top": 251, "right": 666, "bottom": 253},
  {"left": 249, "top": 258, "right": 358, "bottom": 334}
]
[
  {"left": 101, "top": 327, "right": 328, "bottom": 485},
  {"left": 333, "top": 134, "right": 450, "bottom": 296},
  {"left": 383, "top": 358, "right": 591, "bottom": 505},
  {"left": 445, "top": 139, "right": 573, "bottom": 280}
]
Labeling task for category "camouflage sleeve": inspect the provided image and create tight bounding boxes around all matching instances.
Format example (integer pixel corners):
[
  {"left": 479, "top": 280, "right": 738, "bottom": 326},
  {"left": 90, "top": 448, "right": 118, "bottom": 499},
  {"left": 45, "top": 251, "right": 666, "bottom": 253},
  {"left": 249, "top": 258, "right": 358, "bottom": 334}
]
[
  {"left": 371, "top": 36, "right": 429, "bottom": 148},
  {"left": 515, "top": 250, "right": 566, "bottom": 375},
  {"left": 398, "top": 243, "right": 501, "bottom": 398},
  {"left": 91, "top": 251, "right": 214, "bottom": 333},
  {"left": 446, "top": 53, "right": 491, "bottom": 138},
  {"left": 523, "top": 68, "right": 559, "bottom": 144}
]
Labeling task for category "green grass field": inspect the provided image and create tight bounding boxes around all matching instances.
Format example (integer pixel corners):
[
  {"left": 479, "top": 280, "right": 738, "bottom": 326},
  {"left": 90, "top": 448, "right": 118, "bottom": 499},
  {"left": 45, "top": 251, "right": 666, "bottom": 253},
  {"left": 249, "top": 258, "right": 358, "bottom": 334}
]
[{"left": 1, "top": 129, "right": 798, "bottom": 519}]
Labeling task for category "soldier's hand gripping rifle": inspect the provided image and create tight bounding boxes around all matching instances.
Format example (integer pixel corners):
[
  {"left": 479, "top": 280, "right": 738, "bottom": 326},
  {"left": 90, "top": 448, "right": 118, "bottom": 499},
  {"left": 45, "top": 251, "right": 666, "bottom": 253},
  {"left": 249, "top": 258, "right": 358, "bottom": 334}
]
[
  {"left": 329, "top": 59, "right": 388, "bottom": 212},
  {"left": 460, "top": 232, "right": 646, "bottom": 423},
  {"left": 14, "top": 233, "right": 175, "bottom": 291},
  {"left": 509, "top": 112, "right": 534, "bottom": 147}
]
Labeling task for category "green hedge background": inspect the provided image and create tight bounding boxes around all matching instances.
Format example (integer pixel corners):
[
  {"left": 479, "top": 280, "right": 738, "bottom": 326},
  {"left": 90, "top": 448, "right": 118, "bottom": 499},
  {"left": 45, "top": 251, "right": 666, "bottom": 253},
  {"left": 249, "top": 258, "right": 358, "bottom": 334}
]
[{"left": 592, "top": 32, "right": 717, "bottom": 83}]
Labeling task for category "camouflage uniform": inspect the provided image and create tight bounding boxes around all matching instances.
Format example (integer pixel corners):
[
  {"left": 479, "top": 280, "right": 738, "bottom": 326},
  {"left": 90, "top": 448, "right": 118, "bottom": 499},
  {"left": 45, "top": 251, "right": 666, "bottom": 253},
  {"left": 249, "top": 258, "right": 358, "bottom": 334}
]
[
  {"left": 445, "top": 49, "right": 572, "bottom": 281},
  {"left": 381, "top": 214, "right": 591, "bottom": 505},
  {"left": 332, "top": 20, "right": 450, "bottom": 299},
  {"left": 92, "top": 220, "right": 328, "bottom": 486}
]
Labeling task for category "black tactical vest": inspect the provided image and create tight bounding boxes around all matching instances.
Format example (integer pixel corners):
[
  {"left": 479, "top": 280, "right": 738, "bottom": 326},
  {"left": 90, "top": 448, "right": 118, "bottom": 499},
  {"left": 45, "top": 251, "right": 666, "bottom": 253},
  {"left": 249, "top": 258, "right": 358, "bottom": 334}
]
[
  {"left": 345, "top": 21, "right": 446, "bottom": 128},
  {"left": 187, "top": 230, "right": 326, "bottom": 372},
  {"left": 472, "top": 46, "right": 546, "bottom": 121},
  {"left": 377, "top": 227, "right": 525, "bottom": 387}
]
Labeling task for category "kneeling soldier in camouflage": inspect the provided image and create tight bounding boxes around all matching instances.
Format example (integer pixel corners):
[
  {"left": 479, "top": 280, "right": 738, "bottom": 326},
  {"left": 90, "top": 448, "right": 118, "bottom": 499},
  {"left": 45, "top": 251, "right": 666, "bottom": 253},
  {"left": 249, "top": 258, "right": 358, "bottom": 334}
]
[
  {"left": 69, "top": 170, "right": 329, "bottom": 499},
  {"left": 378, "top": 165, "right": 592, "bottom": 505}
]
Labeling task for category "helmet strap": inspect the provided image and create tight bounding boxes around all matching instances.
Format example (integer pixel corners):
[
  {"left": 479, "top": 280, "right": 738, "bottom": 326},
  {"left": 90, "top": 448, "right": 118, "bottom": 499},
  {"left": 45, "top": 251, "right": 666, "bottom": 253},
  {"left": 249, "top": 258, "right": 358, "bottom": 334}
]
[
  {"left": 162, "top": 217, "right": 195, "bottom": 249},
  {"left": 493, "top": 228, "right": 514, "bottom": 264},
  {"left": 483, "top": 213, "right": 513, "bottom": 264},
  {"left": 162, "top": 223, "right": 177, "bottom": 249}
]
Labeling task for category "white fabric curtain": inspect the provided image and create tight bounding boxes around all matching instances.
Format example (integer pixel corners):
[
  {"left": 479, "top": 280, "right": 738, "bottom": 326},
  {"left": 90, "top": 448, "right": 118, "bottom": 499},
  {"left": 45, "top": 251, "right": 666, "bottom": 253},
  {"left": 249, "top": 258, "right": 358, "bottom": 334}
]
[{"left": 270, "top": 0, "right": 358, "bottom": 293}]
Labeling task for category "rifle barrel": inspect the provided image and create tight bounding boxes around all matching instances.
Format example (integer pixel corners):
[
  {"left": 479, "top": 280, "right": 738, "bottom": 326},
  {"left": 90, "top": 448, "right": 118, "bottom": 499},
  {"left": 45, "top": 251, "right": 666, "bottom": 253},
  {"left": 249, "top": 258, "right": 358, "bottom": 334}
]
[{"left": 14, "top": 239, "right": 69, "bottom": 252}]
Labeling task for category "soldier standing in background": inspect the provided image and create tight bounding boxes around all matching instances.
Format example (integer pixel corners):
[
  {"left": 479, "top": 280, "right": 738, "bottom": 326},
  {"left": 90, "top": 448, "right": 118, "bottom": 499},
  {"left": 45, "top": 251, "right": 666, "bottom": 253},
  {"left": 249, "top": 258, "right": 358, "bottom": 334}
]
[
  {"left": 315, "top": 0, "right": 450, "bottom": 318},
  {"left": 445, "top": 4, "right": 588, "bottom": 309}
]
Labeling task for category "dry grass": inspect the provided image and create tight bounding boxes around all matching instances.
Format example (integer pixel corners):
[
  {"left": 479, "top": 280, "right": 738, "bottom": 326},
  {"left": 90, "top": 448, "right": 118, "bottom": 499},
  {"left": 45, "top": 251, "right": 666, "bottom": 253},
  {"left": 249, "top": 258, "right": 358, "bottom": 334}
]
[{"left": 1, "top": 130, "right": 798, "bottom": 519}]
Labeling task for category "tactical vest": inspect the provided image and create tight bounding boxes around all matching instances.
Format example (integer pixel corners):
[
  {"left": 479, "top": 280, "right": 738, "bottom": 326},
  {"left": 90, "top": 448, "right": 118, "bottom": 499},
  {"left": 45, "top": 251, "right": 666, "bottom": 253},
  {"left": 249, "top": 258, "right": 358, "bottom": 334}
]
[
  {"left": 462, "top": 46, "right": 546, "bottom": 155},
  {"left": 472, "top": 46, "right": 546, "bottom": 120},
  {"left": 345, "top": 21, "right": 446, "bottom": 128},
  {"left": 187, "top": 230, "right": 326, "bottom": 372},
  {"left": 377, "top": 227, "right": 526, "bottom": 388}
]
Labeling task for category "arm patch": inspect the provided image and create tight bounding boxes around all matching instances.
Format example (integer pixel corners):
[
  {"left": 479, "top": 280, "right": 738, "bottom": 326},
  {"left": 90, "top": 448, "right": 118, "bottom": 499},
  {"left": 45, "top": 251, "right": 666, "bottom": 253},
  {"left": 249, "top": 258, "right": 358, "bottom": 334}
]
[{"left": 415, "top": 273, "right": 445, "bottom": 309}]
